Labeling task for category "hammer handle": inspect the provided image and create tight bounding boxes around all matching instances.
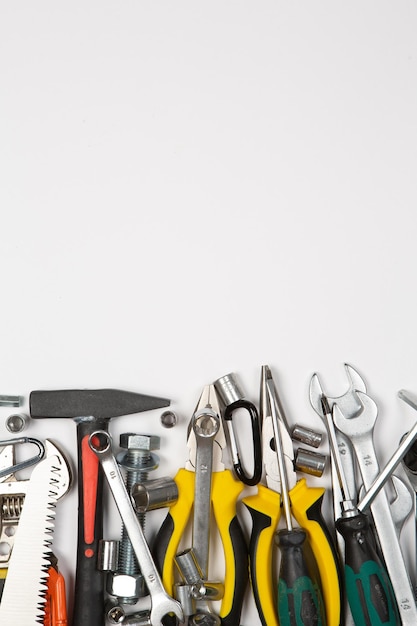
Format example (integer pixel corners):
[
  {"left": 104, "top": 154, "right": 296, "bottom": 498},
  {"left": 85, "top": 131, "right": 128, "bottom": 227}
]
[{"left": 72, "top": 418, "right": 107, "bottom": 626}]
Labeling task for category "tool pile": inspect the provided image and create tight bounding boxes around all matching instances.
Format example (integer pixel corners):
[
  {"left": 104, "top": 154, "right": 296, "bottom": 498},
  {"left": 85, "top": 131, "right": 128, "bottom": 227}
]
[{"left": 1, "top": 364, "right": 417, "bottom": 626}]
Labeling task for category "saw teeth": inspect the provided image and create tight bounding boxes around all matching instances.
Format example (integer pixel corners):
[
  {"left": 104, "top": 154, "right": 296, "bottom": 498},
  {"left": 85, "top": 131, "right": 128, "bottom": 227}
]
[{"left": 0, "top": 454, "right": 65, "bottom": 624}]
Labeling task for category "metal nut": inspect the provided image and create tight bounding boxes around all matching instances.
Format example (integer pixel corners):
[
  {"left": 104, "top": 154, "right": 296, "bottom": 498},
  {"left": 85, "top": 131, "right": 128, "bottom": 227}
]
[
  {"left": 106, "top": 572, "right": 144, "bottom": 599},
  {"left": 119, "top": 433, "right": 160, "bottom": 451}
]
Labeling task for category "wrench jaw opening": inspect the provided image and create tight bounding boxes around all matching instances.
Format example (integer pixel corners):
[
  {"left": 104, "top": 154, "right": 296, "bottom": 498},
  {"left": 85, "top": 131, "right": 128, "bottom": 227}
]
[
  {"left": 309, "top": 364, "right": 367, "bottom": 420},
  {"left": 329, "top": 388, "right": 417, "bottom": 624},
  {"left": 331, "top": 392, "right": 378, "bottom": 440}
]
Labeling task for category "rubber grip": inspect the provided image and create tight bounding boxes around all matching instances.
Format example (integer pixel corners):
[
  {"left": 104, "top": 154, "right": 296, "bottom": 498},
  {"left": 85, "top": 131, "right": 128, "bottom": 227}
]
[
  {"left": 242, "top": 485, "right": 282, "bottom": 626},
  {"left": 290, "top": 478, "right": 342, "bottom": 626},
  {"left": 154, "top": 469, "right": 247, "bottom": 625},
  {"left": 277, "top": 528, "right": 325, "bottom": 626},
  {"left": 336, "top": 513, "right": 400, "bottom": 626},
  {"left": 71, "top": 420, "right": 107, "bottom": 626},
  {"left": 45, "top": 566, "right": 68, "bottom": 626},
  {"left": 154, "top": 468, "right": 195, "bottom": 593},
  {"left": 212, "top": 470, "right": 248, "bottom": 626},
  {"left": 0, "top": 569, "right": 6, "bottom": 602}
]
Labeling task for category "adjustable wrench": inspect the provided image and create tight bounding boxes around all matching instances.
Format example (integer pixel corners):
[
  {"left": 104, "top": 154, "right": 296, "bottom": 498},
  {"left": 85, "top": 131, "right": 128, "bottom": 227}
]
[
  {"left": 89, "top": 431, "right": 184, "bottom": 626},
  {"left": 333, "top": 391, "right": 417, "bottom": 624}
]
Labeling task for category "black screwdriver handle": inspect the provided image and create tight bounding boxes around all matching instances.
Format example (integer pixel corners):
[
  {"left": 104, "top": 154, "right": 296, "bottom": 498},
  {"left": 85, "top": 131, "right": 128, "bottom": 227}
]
[
  {"left": 336, "top": 512, "right": 400, "bottom": 626},
  {"left": 277, "top": 528, "right": 326, "bottom": 626}
]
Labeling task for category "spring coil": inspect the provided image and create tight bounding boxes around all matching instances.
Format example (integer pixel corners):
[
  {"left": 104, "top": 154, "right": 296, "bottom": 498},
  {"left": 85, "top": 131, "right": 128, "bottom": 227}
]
[{"left": 1, "top": 495, "right": 25, "bottom": 520}]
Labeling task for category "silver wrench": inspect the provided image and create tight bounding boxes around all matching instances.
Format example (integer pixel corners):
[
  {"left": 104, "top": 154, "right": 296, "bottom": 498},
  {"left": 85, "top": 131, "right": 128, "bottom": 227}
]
[
  {"left": 309, "top": 365, "right": 414, "bottom": 626},
  {"left": 89, "top": 431, "right": 184, "bottom": 626},
  {"left": 182, "top": 385, "right": 223, "bottom": 626},
  {"left": 191, "top": 406, "right": 219, "bottom": 578},
  {"left": 362, "top": 475, "right": 414, "bottom": 539},
  {"left": 333, "top": 392, "right": 417, "bottom": 624},
  {"left": 309, "top": 365, "right": 363, "bottom": 626},
  {"left": 309, "top": 364, "right": 365, "bottom": 505}
]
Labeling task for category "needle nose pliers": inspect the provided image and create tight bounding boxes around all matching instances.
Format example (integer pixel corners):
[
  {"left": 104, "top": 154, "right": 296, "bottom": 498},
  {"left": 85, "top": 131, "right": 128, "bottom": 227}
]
[{"left": 242, "top": 366, "right": 342, "bottom": 626}]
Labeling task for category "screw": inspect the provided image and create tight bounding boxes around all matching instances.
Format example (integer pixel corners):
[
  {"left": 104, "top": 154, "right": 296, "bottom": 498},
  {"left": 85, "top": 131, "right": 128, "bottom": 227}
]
[{"left": 107, "top": 604, "right": 125, "bottom": 624}]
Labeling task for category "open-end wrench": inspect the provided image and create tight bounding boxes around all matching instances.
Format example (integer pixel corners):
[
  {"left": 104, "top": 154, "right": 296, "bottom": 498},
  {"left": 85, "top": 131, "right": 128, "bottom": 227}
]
[
  {"left": 89, "top": 430, "right": 184, "bottom": 626},
  {"left": 333, "top": 391, "right": 417, "bottom": 624},
  {"left": 309, "top": 365, "right": 364, "bottom": 626},
  {"left": 377, "top": 475, "right": 413, "bottom": 539},
  {"left": 309, "top": 364, "right": 365, "bottom": 507}
]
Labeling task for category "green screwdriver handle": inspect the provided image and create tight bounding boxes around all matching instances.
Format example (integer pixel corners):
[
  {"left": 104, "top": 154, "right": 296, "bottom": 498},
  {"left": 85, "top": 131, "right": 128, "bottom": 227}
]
[
  {"left": 276, "top": 528, "right": 326, "bottom": 626},
  {"left": 336, "top": 512, "right": 400, "bottom": 626}
]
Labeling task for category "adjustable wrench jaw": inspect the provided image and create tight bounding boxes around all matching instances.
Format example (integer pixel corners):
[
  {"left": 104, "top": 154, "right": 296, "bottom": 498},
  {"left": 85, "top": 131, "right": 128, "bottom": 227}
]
[
  {"left": 0, "top": 438, "right": 71, "bottom": 571},
  {"left": 44, "top": 439, "right": 72, "bottom": 500}
]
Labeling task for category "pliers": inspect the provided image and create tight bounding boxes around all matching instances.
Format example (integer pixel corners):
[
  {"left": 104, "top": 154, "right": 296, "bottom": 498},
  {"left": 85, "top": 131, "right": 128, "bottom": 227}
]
[
  {"left": 242, "top": 367, "right": 342, "bottom": 626},
  {"left": 153, "top": 384, "right": 248, "bottom": 625}
]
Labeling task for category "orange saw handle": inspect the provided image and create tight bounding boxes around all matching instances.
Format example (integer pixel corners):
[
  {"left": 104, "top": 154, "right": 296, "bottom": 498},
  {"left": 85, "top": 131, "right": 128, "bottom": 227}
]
[{"left": 44, "top": 565, "right": 67, "bottom": 626}]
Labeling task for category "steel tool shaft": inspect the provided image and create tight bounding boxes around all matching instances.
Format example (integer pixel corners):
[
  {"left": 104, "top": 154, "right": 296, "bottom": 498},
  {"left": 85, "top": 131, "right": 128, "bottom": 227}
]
[{"left": 89, "top": 431, "right": 184, "bottom": 626}]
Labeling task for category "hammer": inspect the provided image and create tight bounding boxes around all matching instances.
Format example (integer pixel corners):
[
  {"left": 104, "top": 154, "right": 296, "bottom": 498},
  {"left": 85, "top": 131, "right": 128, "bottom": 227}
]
[{"left": 29, "top": 388, "right": 170, "bottom": 626}]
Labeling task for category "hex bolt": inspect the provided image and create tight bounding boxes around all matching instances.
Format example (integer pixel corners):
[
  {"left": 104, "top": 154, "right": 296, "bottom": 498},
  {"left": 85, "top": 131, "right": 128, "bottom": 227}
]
[{"left": 115, "top": 433, "right": 160, "bottom": 604}]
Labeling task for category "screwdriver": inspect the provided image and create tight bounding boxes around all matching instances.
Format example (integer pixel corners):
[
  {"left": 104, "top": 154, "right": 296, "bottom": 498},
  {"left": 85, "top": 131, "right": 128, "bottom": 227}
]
[
  {"left": 266, "top": 379, "right": 326, "bottom": 626},
  {"left": 320, "top": 395, "right": 400, "bottom": 626}
]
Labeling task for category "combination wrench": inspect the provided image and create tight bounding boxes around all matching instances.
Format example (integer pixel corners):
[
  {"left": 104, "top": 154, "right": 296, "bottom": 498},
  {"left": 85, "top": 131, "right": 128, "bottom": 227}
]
[
  {"left": 187, "top": 405, "right": 222, "bottom": 625},
  {"left": 309, "top": 366, "right": 365, "bottom": 626},
  {"left": 333, "top": 391, "right": 417, "bottom": 624},
  {"left": 310, "top": 365, "right": 415, "bottom": 626},
  {"left": 89, "top": 431, "right": 184, "bottom": 626}
]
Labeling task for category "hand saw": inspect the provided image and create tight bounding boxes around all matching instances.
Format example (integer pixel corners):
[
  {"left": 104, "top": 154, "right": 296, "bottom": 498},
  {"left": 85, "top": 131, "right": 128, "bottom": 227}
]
[{"left": 0, "top": 440, "right": 71, "bottom": 624}]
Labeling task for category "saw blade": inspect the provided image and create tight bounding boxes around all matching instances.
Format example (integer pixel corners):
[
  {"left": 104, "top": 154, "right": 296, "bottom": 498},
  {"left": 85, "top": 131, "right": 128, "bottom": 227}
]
[{"left": 0, "top": 452, "right": 63, "bottom": 624}]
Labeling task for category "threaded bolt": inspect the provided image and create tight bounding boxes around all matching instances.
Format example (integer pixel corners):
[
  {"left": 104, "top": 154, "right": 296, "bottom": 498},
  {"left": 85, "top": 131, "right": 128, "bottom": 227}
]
[{"left": 115, "top": 433, "right": 160, "bottom": 604}]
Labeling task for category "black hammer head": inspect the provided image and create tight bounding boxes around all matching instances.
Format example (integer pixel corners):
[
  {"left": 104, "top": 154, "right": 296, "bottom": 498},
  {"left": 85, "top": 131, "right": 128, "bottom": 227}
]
[{"left": 30, "top": 389, "right": 170, "bottom": 420}]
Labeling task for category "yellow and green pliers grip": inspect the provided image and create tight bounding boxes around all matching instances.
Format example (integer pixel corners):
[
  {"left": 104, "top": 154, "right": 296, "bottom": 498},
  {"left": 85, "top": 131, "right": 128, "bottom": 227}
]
[
  {"left": 243, "top": 479, "right": 342, "bottom": 626},
  {"left": 153, "top": 467, "right": 248, "bottom": 626}
]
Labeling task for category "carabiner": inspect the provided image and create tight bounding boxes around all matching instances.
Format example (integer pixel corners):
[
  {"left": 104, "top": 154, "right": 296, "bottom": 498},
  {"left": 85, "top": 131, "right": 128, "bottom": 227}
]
[
  {"left": 214, "top": 373, "right": 262, "bottom": 486},
  {"left": 0, "top": 437, "right": 45, "bottom": 479},
  {"left": 223, "top": 399, "right": 262, "bottom": 486}
]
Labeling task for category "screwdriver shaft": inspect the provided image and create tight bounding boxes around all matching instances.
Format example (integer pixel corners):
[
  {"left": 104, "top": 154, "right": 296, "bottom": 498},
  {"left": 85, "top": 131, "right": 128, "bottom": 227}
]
[{"left": 266, "top": 380, "right": 292, "bottom": 530}]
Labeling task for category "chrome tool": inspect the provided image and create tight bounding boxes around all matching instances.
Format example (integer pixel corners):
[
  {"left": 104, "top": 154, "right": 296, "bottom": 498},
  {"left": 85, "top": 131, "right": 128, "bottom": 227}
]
[{"left": 89, "top": 430, "right": 184, "bottom": 626}]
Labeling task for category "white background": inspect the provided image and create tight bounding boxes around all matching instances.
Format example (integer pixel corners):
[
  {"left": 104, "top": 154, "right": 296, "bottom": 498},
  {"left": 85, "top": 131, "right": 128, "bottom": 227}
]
[{"left": 1, "top": 2, "right": 417, "bottom": 624}]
